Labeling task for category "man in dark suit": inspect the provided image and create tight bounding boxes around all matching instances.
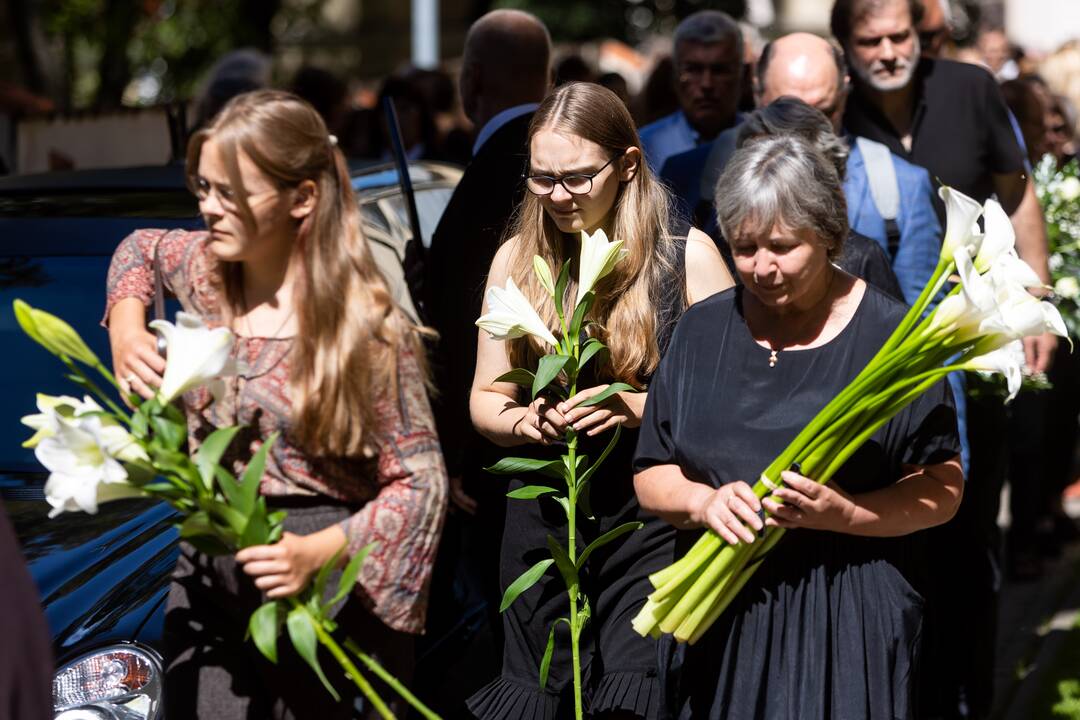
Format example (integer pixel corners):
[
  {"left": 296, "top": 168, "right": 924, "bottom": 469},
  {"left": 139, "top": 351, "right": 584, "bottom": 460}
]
[{"left": 419, "top": 8, "right": 550, "bottom": 703}]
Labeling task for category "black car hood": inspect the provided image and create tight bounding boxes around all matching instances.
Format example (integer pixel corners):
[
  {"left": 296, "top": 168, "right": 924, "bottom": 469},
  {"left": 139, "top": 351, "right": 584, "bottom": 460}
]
[{"left": 1, "top": 478, "right": 178, "bottom": 662}]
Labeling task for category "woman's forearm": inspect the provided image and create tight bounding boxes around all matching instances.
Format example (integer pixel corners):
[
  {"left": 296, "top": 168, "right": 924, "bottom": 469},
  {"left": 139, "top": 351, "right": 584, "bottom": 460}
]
[
  {"left": 108, "top": 296, "right": 147, "bottom": 335},
  {"left": 845, "top": 461, "right": 963, "bottom": 537},
  {"left": 470, "top": 389, "right": 530, "bottom": 447},
  {"left": 634, "top": 464, "right": 715, "bottom": 530}
]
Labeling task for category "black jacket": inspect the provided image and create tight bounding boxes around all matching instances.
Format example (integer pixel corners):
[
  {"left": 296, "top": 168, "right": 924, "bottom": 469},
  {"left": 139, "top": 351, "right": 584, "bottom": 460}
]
[{"left": 424, "top": 112, "right": 533, "bottom": 476}]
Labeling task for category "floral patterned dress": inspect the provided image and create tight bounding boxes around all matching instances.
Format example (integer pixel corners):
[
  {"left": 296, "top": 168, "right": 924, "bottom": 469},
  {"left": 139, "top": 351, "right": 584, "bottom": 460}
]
[{"left": 106, "top": 227, "right": 448, "bottom": 631}]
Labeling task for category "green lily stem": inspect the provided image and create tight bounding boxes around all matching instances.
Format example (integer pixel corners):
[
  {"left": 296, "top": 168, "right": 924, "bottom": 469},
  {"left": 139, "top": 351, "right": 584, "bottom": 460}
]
[
  {"left": 565, "top": 346, "right": 585, "bottom": 720},
  {"left": 342, "top": 639, "right": 442, "bottom": 720},
  {"left": 291, "top": 599, "right": 395, "bottom": 720},
  {"left": 62, "top": 357, "right": 132, "bottom": 425}
]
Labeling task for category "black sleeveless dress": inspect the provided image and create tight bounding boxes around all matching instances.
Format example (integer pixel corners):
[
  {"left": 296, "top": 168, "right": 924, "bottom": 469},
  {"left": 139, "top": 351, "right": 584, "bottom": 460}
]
[
  {"left": 467, "top": 230, "right": 689, "bottom": 719},
  {"left": 634, "top": 284, "right": 960, "bottom": 720}
]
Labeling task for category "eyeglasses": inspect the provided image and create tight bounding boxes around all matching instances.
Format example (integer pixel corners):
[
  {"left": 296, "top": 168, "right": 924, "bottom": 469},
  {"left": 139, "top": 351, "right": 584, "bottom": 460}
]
[
  {"left": 525, "top": 155, "right": 620, "bottom": 196},
  {"left": 189, "top": 176, "right": 278, "bottom": 210}
]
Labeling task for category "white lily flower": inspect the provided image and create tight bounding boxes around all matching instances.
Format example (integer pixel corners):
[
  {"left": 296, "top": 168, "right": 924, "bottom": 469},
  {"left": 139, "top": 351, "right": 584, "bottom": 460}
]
[
  {"left": 996, "top": 285, "right": 1070, "bottom": 340},
  {"left": 576, "top": 228, "right": 628, "bottom": 307},
  {"left": 36, "top": 414, "right": 143, "bottom": 517},
  {"left": 149, "top": 312, "right": 238, "bottom": 404},
  {"left": 967, "top": 340, "right": 1026, "bottom": 402},
  {"left": 954, "top": 248, "right": 996, "bottom": 312},
  {"left": 988, "top": 250, "right": 1044, "bottom": 290},
  {"left": 939, "top": 186, "right": 984, "bottom": 260},
  {"left": 476, "top": 278, "right": 559, "bottom": 347},
  {"left": 973, "top": 199, "right": 1014, "bottom": 273},
  {"left": 22, "top": 395, "right": 147, "bottom": 464}
]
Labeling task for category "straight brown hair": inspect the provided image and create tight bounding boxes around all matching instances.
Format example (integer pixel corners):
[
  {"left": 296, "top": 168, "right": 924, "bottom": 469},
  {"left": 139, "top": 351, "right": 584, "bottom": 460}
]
[{"left": 186, "top": 90, "right": 426, "bottom": 457}]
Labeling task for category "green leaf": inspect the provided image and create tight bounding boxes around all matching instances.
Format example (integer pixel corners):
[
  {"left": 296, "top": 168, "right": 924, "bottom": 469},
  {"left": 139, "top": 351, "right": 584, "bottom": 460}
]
[
  {"left": 286, "top": 606, "right": 339, "bottom": 701},
  {"left": 569, "top": 291, "right": 594, "bottom": 343},
  {"left": 326, "top": 542, "right": 376, "bottom": 609},
  {"left": 555, "top": 495, "right": 571, "bottom": 520},
  {"left": 546, "top": 535, "right": 578, "bottom": 592},
  {"left": 553, "top": 260, "right": 571, "bottom": 322},
  {"left": 532, "top": 354, "right": 570, "bottom": 400},
  {"left": 494, "top": 368, "right": 536, "bottom": 387},
  {"left": 577, "top": 479, "right": 595, "bottom": 521},
  {"left": 195, "top": 426, "right": 240, "bottom": 492},
  {"left": 150, "top": 414, "right": 187, "bottom": 452},
  {"left": 239, "top": 432, "right": 278, "bottom": 513},
  {"left": 239, "top": 503, "right": 272, "bottom": 548},
  {"left": 486, "top": 457, "right": 565, "bottom": 479},
  {"left": 506, "top": 485, "right": 559, "bottom": 500},
  {"left": 130, "top": 410, "right": 149, "bottom": 439},
  {"left": 312, "top": 547, "right": 345, "bottom": 604},
  {"left": 180, "top": 533, "right": 233, "bottom": 557},
  {"left": 578, "top": 338, "right": 608, "bottom": 372},
  {"left": 178, "top": 511, "right": 215, "bottom": 538},
  {"left": 575, "top": 382, "right": 637, "bottom": 408},
  {"left": 576, "top": 521, "right": 644, "bottom": 569},
  {"left": 499, "top": 558, "right": 554, "bottom": 612},
  {"left": 579, "top": 423, "right": 622, "bottom": 489},
  {"left": 539, "top": 619, "right": 569, "bottom": 690},
  {"left": 249, "top": 601, "right": 281, "bottom": 664}
]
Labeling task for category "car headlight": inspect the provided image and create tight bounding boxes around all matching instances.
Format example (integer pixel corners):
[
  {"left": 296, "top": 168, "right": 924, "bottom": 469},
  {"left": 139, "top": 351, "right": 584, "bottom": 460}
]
[{"left": 52, "top": 644, "right": 162, "bottom": 720}]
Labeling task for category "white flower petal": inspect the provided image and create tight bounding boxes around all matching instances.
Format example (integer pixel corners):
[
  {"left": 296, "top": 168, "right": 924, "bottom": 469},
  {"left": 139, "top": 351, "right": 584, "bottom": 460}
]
[
  {"left": 152, "top": 312, "right": 238, "bottom": 403},
  {"left": 940, "top": 185, "right": 984, "bottom": 259},
  {"left": 973, "top": 199, "right": 1015, "bottom": 272}
]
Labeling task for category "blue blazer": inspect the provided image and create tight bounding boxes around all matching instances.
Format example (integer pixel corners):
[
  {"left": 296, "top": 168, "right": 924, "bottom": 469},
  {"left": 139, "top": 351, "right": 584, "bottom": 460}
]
[{"left": 844, "top": 142, "right": 943, "bottom": 306}]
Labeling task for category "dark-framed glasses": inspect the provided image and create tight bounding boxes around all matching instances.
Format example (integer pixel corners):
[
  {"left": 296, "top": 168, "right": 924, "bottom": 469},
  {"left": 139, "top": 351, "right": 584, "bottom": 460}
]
[{"left": 525, "top": 154, "right": 620, "bottom": 196}]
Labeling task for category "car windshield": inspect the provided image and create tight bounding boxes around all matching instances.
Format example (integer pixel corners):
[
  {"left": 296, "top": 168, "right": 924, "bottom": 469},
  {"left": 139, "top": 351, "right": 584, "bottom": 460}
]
[{"left": 0, "top": 217, "right": 190, "bottom": 472}]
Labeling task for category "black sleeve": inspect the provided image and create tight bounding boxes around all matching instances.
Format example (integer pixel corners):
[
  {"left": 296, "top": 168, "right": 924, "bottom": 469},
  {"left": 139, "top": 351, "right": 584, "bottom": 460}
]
[
  {"left": 633, "top": 328, "right": 680, "bottom": 473},
  {"left": 838, "top": 232, "right": 905, "bottom": 302},
  {"left": 980, "top": 71, "right": 1027, "bottom": 176},
  {"left": 897, "top": 376, "right": 961, "bottom": 468}
]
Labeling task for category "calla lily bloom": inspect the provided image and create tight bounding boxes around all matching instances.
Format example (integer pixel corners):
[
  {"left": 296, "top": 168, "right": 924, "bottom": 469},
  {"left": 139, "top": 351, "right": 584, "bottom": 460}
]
[
  {"left": 149, "top": 312, "right": 238, "bottom": 404},
  {"left": 939, "top": 186, "right": 984, "bottom": 260},
  {"left": 36, "top": 414, "right": 144, "bottom": 517},
  {"left": 476, "top": 278, "right": 559, "bottom": 347},
  {"left": 966, "top": 340, "right": 1026, "bottom": 402},
  {"left": 973, "top": 199, "right": 1015, "bottom": 273},
  {"left": 576, "top": 228, "right": 628, "bottom": 307}
]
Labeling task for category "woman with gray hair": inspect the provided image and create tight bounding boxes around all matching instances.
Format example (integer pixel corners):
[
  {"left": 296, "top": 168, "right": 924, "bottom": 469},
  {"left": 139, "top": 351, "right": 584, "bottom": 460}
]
[{"left": 633, "top": 134, "right": 963, "bottom": 718}]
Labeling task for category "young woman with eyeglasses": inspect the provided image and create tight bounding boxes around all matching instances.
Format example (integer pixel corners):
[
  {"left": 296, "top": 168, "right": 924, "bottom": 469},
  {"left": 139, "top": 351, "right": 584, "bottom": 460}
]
[
  {"left": 467, "top": 82, "right": 733, "bottom": 720},
  {"left": 104, "top": 90, "right": 447, "bottom": 718}
]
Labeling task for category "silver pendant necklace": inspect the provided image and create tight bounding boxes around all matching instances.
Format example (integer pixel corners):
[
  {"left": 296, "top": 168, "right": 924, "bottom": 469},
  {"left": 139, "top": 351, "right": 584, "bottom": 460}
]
[{"left": 768, "top": 349, "right": 779, "bottom": 368}]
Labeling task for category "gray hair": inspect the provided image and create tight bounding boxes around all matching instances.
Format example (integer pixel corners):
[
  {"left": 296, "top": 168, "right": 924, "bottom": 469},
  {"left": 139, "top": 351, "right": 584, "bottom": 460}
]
[
  {"left": 674, "top": 11, "right": 744, "bottom": 63},
  {"left": 735, "top": 97, "right": 851, "bottom": 179},
  {"left": 715, "top": 135, "right": 849, "bottom": 259}
]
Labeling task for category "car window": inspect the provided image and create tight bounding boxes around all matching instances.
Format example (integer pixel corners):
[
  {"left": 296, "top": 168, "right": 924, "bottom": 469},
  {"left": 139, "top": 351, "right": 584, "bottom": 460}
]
[
  {"left": 0, "top": 254, "right": 114, "bottom": 471},
  {"left": 381, "top": 187, "right": 455, "bottom": 249}
]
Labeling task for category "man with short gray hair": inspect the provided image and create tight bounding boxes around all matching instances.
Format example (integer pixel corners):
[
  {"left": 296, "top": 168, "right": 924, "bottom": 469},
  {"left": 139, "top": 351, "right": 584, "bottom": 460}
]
[{"left": 638, "top": 10, "right": 744, "bottom": 170}]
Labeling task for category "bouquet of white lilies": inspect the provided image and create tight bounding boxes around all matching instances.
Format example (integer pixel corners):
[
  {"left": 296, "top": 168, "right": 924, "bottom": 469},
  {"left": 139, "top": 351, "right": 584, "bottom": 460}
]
[
  {"left": 631, "top": 186, "right": 1070, "bottom": 645},
  {"left": 15, "top": 301, "right": 439, "bottom": 720},
  {"left": 475, "top": 228, "right": 640, "bottom": 720}
]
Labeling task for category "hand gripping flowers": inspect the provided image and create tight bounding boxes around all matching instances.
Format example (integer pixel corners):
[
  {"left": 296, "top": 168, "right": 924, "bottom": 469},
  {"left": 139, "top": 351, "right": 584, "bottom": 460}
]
[
  {"left": 14, "top": 301, "right": 440, "bottom": 720},
  {"left": 631, "top": 186, "right": 1069, "bottom": 645},
  {"left": 475, "top": 228, "right": 636, "bottom": 720}
]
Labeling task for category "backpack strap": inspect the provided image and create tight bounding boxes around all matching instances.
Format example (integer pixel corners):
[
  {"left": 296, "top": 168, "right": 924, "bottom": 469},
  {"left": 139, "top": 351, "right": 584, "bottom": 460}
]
[{"left": 855, "top": 136, "right": 902, "bottom": 261}]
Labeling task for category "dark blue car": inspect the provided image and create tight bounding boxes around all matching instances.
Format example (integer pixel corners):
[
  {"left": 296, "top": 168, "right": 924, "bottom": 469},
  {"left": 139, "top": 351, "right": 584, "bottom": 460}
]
[{"left": 0, "top": 160, "right": 463, "bottom": 719}]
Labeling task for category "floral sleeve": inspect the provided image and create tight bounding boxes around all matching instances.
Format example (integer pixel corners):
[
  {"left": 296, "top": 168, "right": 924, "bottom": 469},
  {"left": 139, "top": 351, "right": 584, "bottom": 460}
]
[
  {"left": 104, "top": 228, "right": 217, "bottom": 324},
  {"left": 339, "top": 347, "right": 449, "bottom": 635}
]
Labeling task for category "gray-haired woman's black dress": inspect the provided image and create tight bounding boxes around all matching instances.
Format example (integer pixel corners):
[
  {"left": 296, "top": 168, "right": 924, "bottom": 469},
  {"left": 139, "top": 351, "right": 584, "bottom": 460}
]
[{"left": 634, "top": 283, "right": 960, "bottom": 720}]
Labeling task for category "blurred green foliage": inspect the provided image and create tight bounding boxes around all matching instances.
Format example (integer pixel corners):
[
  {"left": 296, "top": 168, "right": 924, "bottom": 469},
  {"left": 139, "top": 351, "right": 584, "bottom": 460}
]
[{"left": 493, "top": 0, "right": 746, "bottom": 43}]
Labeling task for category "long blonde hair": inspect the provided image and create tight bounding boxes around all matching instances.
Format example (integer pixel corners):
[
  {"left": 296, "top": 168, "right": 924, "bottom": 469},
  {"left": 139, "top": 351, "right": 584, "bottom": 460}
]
[
  {"left": 186, "top": 90, "right": 425, "bottom": 457},
  {"left": 507, "top": 82, "right": 680, "bottom": 387}
]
